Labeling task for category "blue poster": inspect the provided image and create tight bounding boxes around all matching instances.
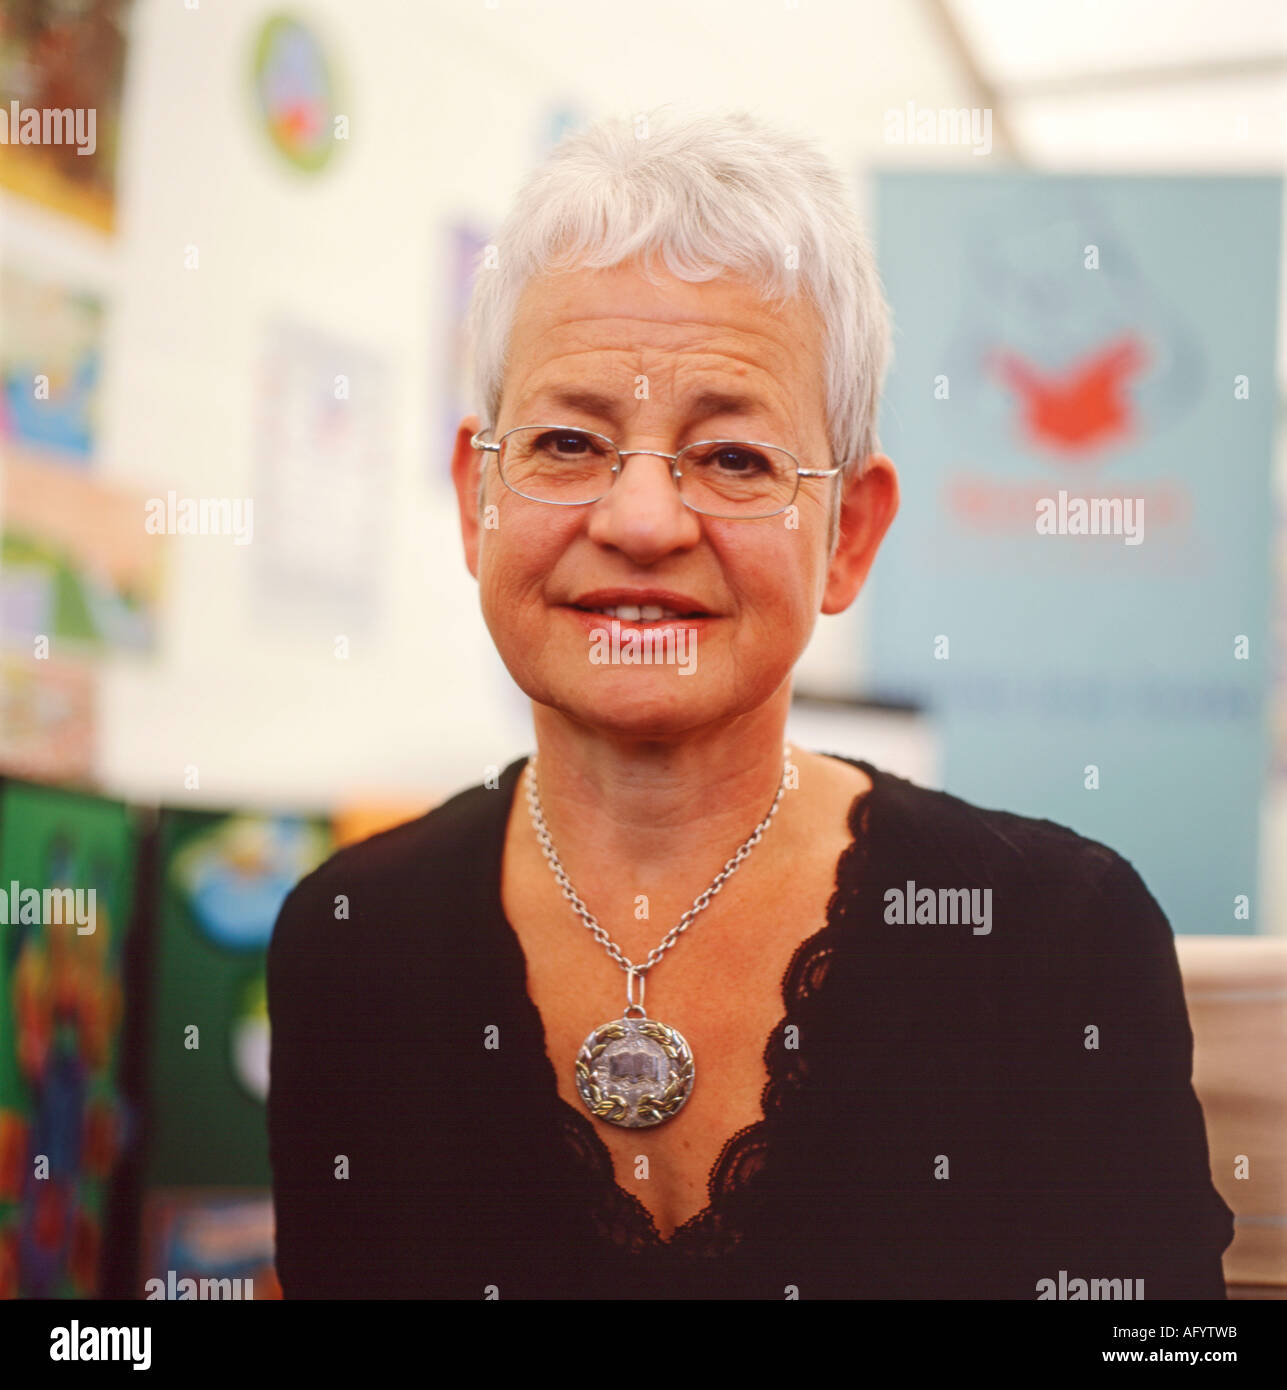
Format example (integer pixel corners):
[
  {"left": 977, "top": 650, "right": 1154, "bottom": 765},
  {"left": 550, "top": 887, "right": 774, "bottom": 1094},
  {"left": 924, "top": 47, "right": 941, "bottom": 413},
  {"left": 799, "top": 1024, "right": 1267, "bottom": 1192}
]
[{"left": 869, "top": 172, "right": 1281, "bottom": 935}]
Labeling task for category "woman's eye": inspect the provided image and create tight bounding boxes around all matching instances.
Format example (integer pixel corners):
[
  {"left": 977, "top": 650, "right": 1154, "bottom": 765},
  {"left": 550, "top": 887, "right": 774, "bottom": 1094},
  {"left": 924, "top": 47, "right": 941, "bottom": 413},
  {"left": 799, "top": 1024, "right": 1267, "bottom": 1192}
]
[
  {"left": 541, "top": 432, "right": 593, "bottom": 456},
  {"left": 710, "top": 447, "right": 767, "bottom": 473}
]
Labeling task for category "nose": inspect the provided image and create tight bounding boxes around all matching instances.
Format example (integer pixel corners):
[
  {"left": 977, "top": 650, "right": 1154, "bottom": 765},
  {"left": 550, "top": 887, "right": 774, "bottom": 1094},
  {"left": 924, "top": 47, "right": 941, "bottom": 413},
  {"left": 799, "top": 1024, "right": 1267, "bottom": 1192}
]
[{"left": 585, "top": 447, "right": 701, "bottom": 560}]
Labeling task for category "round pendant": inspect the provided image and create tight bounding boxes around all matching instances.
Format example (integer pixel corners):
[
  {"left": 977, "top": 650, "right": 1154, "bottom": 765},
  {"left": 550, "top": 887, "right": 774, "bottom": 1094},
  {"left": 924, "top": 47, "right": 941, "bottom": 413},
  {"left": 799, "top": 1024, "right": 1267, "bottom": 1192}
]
[{"left": 574, "top": 1015, "right": 695, "bottom": 1128}]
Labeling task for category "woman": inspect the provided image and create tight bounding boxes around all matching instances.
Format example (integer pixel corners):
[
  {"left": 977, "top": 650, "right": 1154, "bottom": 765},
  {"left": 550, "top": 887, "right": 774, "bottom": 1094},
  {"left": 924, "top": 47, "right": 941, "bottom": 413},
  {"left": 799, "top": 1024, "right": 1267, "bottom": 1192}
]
[{"left": 267, "top": 110, "right": 1233, "bottom": 1299}]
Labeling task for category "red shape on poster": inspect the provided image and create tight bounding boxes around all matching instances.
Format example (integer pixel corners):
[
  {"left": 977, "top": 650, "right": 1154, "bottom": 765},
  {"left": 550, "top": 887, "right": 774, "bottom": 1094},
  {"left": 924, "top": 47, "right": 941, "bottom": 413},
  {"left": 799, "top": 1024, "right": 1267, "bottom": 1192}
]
[
  {"left": 0, "top": 1110, "right": 27, "bottom": 1199},
  {"left": 989, "top": 333, "right": 1149, "bottom": 452},
  {"left": 82, "top": 1101, "right": 117, "bottom": 1177},
  {"left": 70, "top": 1208, "right": 100, "bottom": 1292},
  {"left": 0, "top": 1229, "right": 18, "bottom": 1298}
]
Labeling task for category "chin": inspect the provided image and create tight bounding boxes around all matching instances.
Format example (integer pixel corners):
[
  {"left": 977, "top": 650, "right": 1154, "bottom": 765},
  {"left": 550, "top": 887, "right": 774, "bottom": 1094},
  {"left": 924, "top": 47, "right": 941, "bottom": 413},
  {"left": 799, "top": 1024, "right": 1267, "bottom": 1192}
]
[{"left": 534, "top": 676, "right": 723, "bottom": 736}]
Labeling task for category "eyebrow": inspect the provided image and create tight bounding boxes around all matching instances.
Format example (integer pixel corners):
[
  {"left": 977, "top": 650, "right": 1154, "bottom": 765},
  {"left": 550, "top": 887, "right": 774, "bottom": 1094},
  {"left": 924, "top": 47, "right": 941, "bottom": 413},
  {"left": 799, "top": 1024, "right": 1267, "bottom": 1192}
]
[{"left": 530, "top": 386, "right": 771, "bottom": 430}]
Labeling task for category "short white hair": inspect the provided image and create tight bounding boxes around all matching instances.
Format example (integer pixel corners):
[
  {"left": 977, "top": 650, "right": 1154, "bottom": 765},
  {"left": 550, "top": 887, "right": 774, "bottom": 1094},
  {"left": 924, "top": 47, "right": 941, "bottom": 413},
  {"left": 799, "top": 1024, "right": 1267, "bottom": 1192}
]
[{"left": 466, "top": 107, "right": 892, "bottom": 530}]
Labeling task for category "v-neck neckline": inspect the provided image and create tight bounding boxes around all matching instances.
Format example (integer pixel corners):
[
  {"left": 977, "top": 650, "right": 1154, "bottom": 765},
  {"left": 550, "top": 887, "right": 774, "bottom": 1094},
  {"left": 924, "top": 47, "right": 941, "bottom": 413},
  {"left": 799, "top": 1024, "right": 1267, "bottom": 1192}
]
[{"left": 491, "top": 751, "right": 884, "bottom": 1248}]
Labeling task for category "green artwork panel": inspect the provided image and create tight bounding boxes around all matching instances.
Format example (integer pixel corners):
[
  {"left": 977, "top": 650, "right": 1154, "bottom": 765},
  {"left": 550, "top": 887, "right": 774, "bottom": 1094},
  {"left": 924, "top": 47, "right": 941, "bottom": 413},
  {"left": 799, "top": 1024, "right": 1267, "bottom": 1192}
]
[
  {"left": 146, "top": 809, "right": 330, "bottom": 1188},
  {"left": 0, "top": 780, "right": 138, "bottom": 1297}
]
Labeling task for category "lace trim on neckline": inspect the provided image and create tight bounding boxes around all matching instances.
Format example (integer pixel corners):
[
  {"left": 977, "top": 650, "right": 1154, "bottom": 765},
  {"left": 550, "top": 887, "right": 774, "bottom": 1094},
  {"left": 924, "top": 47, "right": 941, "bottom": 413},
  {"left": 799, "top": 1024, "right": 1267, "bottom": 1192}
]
[{"left": 553, "top": 766, "right": 879, "bottom": 1255}]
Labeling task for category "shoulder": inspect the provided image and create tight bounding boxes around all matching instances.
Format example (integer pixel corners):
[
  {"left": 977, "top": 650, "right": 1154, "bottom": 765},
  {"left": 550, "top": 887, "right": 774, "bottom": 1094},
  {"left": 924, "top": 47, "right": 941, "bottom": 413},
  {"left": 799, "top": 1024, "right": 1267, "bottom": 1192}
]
[
  {"left": 268, "top": 757, "right": 526, "bottom": 966},
  {"left": 847, "top": 761, "right": 1189, "bottom": 1032},
  {"left": 858, "top": 758, "right": 1127, "bottom": 891},
  {"left": 836, "top": 757, "right": 1173, "bottom": 955}
]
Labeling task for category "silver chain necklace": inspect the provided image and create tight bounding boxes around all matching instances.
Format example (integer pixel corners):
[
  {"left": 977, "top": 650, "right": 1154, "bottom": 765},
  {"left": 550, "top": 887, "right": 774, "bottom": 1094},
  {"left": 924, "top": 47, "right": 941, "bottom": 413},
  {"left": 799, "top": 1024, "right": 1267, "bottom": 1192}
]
[{"left": 525, "top": 748, "right": 791, "bottom": 1128}]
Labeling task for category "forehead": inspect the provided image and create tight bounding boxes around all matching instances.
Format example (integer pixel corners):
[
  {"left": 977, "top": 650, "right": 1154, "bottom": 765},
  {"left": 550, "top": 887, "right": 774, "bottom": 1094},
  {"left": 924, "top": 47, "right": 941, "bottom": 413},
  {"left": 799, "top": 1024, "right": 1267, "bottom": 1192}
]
[{"left": 503, "top": 261, "right": 827, "bottom": 426}]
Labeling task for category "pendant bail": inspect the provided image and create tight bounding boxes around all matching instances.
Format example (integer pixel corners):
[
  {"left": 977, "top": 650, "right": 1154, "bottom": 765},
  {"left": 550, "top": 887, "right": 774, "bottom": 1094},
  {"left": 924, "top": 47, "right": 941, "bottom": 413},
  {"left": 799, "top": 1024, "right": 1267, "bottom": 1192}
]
[{"left": 624, "top": 965, "right": 647, "bottom": 1019}]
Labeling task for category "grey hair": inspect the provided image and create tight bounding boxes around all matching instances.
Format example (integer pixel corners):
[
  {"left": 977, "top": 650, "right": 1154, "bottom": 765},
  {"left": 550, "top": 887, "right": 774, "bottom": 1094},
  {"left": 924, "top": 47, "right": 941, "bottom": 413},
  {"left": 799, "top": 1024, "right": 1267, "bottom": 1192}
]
[{"left": 466, "top": 107, "right": 891, "bottom": 545}]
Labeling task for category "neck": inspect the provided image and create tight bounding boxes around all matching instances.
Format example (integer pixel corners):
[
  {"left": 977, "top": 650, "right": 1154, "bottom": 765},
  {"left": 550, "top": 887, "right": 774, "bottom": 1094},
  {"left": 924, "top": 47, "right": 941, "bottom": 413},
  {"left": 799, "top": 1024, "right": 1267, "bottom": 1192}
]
[{"left": 526, "top": 698, "right": 795, "bottom": 900}]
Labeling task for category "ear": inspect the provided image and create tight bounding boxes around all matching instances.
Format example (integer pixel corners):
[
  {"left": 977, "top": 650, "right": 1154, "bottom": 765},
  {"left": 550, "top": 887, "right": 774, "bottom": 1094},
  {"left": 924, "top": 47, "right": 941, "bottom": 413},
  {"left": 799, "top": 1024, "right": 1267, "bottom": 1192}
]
[
  {"left": 450, "top": 414, "right": 486, "bottom": 581},
  {"left": 821, "top": 454, "right": 899, "bottom": 615}
]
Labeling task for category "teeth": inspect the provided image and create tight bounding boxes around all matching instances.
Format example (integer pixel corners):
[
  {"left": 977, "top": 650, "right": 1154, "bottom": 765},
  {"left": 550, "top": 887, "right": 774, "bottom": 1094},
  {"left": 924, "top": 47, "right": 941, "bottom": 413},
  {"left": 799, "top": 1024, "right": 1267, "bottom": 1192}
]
[{"left": 590, "top": 604, "right": 684, "bottom": 620}]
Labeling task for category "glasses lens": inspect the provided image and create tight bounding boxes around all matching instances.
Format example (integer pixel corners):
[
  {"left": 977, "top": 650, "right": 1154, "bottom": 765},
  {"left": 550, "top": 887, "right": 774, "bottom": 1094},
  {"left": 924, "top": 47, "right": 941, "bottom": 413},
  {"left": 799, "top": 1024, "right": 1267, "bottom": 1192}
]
[
  {"left": 676, "top": 442, "right": 797, "bottom": 518},
  {"left": 499, "top": 427, "right": 615, "bottom": 503}
]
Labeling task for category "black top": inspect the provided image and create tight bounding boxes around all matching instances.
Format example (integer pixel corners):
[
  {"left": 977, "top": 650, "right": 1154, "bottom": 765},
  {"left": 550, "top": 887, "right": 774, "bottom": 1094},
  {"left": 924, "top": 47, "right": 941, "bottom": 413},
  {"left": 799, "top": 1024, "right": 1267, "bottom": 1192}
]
[{"left": 266, "top": 753, "right": 1234, "bottom": 1299}]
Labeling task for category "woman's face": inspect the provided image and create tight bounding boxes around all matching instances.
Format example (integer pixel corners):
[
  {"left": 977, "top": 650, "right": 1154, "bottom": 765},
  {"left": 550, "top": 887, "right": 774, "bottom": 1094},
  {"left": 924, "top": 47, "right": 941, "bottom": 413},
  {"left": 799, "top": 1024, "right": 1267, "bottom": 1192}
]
[{"left": 455, "top": 260, "right": 890, "bottom": 739}]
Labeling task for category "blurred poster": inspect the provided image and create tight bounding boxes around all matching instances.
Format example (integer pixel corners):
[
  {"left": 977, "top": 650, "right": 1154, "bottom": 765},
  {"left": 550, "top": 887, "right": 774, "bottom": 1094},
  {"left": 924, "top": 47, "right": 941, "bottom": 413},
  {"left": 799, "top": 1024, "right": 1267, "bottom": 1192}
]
[
  {"left": 145, "top": 809, "right": 330, "bottom": 1190},
  {"left": 0, "top": 457, "right": 163, "bottom": 654},
  {"left": 0, "top": 266, "right": 104, "bottom": 463},
  {"left": 0, "top": 781, "right": 138, "bottom": 1297},
  {"left": 870, "top": 172, "right": 1281, "bottom": 936},
  {"left": 441, "top": 222, "right": 489, "bottom": 475},
  {"left": 0, "top": 0, "right": 133, "bottom": 234},
  {"left": 0, "top": 656, "right": 94, "bottom": 782},
  {"left": 140, "top": 1190, "right": 280, "bottom": 1300},
  {"left": 251, "top": 319, "right": 389, "bottom": 635}
]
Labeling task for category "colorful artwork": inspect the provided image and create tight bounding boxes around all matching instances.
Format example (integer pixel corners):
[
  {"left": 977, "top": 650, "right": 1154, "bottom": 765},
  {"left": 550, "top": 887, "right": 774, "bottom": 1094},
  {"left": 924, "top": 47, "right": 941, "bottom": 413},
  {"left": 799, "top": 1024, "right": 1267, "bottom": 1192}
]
[
  {"left": 169, "top": 816, "right": 326, "bottom": 954},
  {"left": 249, "top": 13, "right": 342, "bottom": 174},
  {"left": 0, "top": 266, "right": 104, "bottom": 462},
  {"left": 0, "top": 656, "right": 94, "bottom": 783},
  {"left": 141, "top": 1190, "right": 280, "bottom": 1299},
  {"left": 0, "top": 781, "right": 138, "bottom": 1297},
  {"left": 146, "top": 809, "right": 330, "bottom": 1189},
  {"left": 0, "top": 457, "right": 164, "bottom": 654},
  {"left": 0, "top": 0, "right": 133, "bottom": 233}
]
